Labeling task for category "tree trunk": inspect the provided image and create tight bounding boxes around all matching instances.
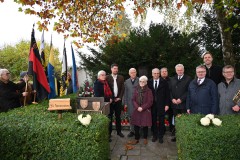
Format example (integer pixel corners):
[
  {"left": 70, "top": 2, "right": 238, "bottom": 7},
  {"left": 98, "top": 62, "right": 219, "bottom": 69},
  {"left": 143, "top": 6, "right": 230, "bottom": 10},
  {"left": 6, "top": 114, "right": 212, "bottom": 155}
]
[{"left": 214, "top": 0, "right": 235, "bottom": 66}]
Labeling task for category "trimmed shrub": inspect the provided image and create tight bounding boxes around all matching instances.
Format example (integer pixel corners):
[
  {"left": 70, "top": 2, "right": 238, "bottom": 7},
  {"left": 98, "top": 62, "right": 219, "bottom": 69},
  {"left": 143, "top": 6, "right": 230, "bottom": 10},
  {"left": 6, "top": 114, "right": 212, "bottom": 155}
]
[
  {"left": 0, "top": 95, "right": 110, "bottom": 160},
  {"left": 176, "top": 114, "right": 240, "bottom": 160}
]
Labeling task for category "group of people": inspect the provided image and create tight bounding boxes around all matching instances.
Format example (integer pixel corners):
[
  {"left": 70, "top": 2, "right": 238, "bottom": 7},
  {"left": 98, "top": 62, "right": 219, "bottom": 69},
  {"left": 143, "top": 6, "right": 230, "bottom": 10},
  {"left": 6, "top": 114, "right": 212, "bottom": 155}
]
[{"left": 93, "top": 51, "right": 240, "bottom": 145}]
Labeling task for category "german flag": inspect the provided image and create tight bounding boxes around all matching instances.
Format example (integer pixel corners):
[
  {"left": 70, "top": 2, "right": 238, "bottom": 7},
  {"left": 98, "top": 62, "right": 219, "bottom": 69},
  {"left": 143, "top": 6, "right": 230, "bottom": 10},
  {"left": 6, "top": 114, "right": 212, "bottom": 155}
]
[{"left": 28, "top": 26, "right": 50, "bottom": 101}]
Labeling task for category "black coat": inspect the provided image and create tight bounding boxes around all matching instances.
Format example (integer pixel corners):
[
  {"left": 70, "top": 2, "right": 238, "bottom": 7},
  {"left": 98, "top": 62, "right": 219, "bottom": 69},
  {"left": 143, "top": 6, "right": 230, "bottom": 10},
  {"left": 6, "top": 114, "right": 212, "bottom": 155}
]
[
  {"left": 0, "top": 80, "right": 25, "bottom": 112},
  {"left": 93, "top": 80, "right": 112, "bottom": 102},
  {"left": 148, "top": 78, "right": 170, "bottom": 116},
  {"left": 205, "top": 65, "right": 223, "bottom": 85},
  {"left": 170, "top": 75, "right": 192, "bottom": 109}
]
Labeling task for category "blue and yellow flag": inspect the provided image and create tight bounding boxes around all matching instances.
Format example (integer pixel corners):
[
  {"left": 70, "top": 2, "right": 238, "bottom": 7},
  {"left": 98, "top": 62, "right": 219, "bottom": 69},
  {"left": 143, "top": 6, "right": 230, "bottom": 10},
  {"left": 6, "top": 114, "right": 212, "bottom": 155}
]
[{"left": 47, "top": 35, "right": 56, "bottom": 99}]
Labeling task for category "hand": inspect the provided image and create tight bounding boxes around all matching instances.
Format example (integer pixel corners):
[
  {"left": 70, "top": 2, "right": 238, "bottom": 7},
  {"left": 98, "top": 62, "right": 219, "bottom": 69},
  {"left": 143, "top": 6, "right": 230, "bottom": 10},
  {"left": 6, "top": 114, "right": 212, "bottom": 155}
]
[
  {"left": 24, "top": 75, "right": 29, "bottom": 82},
  {"left": 137, "top": 107, "right": 143, "bottom": 112},
  {"left": 115, "top": 98, "right": 121, "bottom": 102},
  {"left": 176, "top": 99, "right": 182, "bottom": 104},
  {"left": 109, "top": 99, "right": 113, "bottom": 104},
  {"left": 172, "top": 99, "right": 177, "bottom": 104},
  {"left": 232, "top": 105, "right": 240, "bottom": 112},
  {"left": 22, "top": 92, "right": 28, "bottom": 97},
  {"left": 165, "top": 106, "right": 169, "bottom": 112},
  {"left": 187, "top": 109, "right": 191, "bottom": 114}
]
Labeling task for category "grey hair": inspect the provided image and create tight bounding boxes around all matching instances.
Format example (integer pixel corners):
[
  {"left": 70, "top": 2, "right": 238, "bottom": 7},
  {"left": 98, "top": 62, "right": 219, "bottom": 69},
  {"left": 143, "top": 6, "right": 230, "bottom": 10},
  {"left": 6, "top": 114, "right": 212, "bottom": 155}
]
[
  {"left": 97, "top": 70, "right": 106, "bottom": 78},
  {"left": 175, "top": 64, "right": 184, "bottom": 69},
  {"left": 196, "top": 65, "right": 206, "bottom": 70},
  {"left": 152, "top": 68, "right": 160, "bottom": 73},
  {"left": 129, "top": 68, "right": 137, "bottom": 73},
  {"left": 139, "top": 75, "right": 148, "bottom": 82},
  {"left": 0, "top": 68, "right": 8, "bottom": 77}
]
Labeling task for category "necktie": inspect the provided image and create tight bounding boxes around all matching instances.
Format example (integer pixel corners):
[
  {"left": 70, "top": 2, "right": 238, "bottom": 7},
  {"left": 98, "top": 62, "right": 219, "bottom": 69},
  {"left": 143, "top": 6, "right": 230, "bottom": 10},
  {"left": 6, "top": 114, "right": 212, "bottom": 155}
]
[
  {"left": 154, "top": 80, "right": 158, "bottom": 90},
  {"left": 197, "top": 79, "right": 201, "bottom": 85},
  {"left": 113, "top": 76, "right": 118, "bottom": 97},
  {"left": 178, "top": 76, "right": 181, "bottom": 80}
]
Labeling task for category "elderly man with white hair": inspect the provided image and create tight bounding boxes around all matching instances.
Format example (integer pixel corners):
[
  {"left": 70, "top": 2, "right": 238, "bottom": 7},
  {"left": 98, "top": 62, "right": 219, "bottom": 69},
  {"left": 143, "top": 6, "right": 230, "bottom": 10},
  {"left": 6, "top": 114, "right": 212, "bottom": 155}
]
[
  {"left": 170, "top": 64, "right": 191, "bottom": 142},
  {"left": 128, "top": 75, "right": 153, "bottom": 145},
  {"left": 148, "top": 68, "right": 170, "bottom": 144},
  {"left": 0, "top": 68, "right": 28, "bottom": 112},
  {"left": 124, "top": 68, "right": 139, "bottom": 137}
]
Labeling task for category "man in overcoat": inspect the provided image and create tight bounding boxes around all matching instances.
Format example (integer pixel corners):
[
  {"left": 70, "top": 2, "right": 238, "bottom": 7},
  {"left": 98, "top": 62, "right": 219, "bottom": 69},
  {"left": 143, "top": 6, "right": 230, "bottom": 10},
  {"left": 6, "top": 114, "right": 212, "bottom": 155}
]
[{"left": 124, "top": 68, "right": 139, "bottom": 137}]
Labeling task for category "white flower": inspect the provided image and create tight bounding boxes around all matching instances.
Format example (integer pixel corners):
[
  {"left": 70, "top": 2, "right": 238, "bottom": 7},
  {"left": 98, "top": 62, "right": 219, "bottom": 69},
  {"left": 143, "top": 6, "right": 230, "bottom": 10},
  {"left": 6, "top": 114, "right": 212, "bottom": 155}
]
[
  {"left": 205, "top": 114, "right": 214, "bottom": 120},
  {"left": 78, "top": 114, "right": 92, "bottom": 126},
  {"left": 212, "top": 118, "right": 222, "bottom": 126},
  {"left": 200, "top": 117, "right": 211, "bottom": 126}
]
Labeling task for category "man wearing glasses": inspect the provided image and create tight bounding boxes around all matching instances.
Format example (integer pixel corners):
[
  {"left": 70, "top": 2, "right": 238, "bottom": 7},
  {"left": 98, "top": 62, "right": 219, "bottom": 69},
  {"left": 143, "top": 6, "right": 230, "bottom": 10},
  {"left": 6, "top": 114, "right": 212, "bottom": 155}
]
[
  {"left": 186, "top": 65, "right": 219, "bottom": 115},
  {"left": 218, "top": 65, "right": 240, "bottom": 115},
  {"left": 0, "top": 69, "right": 28, "bottom": 112}
]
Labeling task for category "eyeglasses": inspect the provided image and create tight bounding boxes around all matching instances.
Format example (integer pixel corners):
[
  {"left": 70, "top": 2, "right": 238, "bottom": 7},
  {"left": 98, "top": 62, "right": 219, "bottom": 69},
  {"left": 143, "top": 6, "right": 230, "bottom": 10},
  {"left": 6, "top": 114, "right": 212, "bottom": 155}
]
[
  {"left": 139, "top": 81, "right": 146, "bottom": 83},
  {"left": 223, "top": 71, "right": 234, "bottom": 74},
  {"left": 4, "top": 73, "right": 10, "bottom": 75},
  {"left": 196, "top": 71, "right": 206, "bottom": 73}
]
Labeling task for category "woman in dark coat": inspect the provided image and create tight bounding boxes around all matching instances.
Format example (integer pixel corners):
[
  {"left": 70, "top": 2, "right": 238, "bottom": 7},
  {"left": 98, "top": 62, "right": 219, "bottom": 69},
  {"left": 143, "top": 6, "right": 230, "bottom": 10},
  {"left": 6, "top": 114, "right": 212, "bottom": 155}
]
[
  {"left": 0, "top": 69, "right": 28, "bottom": 112},
  {"left": 93, "top": 70, "right": 113, "bottom": 102},
  {"left": 129, "top": 75, "right": 153, "bottom": 145}
]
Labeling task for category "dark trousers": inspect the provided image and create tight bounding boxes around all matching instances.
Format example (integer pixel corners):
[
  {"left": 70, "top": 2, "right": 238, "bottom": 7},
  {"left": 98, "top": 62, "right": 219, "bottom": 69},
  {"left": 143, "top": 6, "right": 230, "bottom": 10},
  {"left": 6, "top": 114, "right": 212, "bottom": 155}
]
[
  {"left": 134, "top": 126, "right": 148, "bottom": 140},
  {"left": 108, "top": 100, "right": 122, "bottom": 134},
  {"left": 167, "top": 106, "right": 174, "bottom": 131},
  {"left": 152, "top": 111, "right": 165, "bottom": 139}
]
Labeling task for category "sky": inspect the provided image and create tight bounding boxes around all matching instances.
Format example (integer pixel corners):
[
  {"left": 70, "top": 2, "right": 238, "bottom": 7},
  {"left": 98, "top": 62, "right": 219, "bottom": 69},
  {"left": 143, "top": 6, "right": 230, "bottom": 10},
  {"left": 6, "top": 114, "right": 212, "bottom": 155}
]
[{"left": 0, "top": 1, "right": 164, "bottom": 67}]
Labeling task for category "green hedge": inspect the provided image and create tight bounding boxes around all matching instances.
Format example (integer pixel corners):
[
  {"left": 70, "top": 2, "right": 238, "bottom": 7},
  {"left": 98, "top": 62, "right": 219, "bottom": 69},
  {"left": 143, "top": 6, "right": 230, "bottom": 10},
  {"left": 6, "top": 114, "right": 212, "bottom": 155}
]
[
  {"left": 0, "top": 94, "right": 110, "bottom": 160},
  {"left": 176, "top": 114, "right": 240, "bottom": 160}
]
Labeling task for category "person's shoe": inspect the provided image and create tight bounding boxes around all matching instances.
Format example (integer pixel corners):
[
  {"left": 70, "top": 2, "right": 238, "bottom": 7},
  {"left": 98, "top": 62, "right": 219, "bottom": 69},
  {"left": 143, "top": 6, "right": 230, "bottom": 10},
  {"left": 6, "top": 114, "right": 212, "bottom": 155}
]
[
  {"left": 171, "top": 137, "right": 176, "bottom": 142},
  {"left": 152, "top": 136, "right": 157, "bottom": 142},
  {"left": 127, "top": 131, "right": 135, "bottom": 137},
  {"left": 159, "top": 138, "right": 163, "bottom": 144},
  {"left": 117, "top": 132, "right": 124, "bottom": 138},
  {"left": 127, "top": 140, "right": 139, "bottom": 145},
  {"left": 109, "top": 138, "right": 112, "bottom": 142},
  {"left": 143, "top": 139, "right": 148, "bottom": 145}
]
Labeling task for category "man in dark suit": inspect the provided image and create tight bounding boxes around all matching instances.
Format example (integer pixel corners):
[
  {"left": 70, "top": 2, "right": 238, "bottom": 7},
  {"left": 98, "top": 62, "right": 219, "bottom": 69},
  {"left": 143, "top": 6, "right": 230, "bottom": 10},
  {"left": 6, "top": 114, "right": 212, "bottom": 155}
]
[
  {"left": 106, "top": 64, "right": 125, "bottom": 138},
  {"left": 170, "top": 64, "right": 191, "bottom": 142},
  {"left": 148, "top": 68, "right": 170, "bottom": 143}
]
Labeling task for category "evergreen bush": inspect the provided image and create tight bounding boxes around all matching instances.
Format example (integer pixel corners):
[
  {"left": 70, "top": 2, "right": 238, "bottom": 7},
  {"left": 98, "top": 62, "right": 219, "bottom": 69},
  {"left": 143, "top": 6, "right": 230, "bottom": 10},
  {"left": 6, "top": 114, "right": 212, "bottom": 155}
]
[
  {"left": 176, "top": 114, "right": 240, "bottom": 160},
  {"left": 0, "top": 95, "right": 110, "bottom": 160}
]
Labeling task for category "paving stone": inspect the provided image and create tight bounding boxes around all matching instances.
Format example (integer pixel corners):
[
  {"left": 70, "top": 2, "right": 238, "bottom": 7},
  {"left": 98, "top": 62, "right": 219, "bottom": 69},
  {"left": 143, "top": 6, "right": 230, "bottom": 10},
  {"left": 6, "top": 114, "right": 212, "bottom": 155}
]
[{"left": 127, "top": 155, "right": 141, "bottom": 160}]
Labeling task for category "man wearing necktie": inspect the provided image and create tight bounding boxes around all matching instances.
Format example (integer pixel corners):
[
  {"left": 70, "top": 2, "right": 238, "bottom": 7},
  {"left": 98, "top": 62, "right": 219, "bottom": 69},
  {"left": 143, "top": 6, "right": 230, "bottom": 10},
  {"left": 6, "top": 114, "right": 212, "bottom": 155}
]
[
  {"left": 186, "top": 65, "right": 219, "bottom": 115},
  {"left": 148, "top": 68, "right": 170, "bottom": 144},
  {"left": 106, "top": 64, "right": 125, "bottom": 139}
]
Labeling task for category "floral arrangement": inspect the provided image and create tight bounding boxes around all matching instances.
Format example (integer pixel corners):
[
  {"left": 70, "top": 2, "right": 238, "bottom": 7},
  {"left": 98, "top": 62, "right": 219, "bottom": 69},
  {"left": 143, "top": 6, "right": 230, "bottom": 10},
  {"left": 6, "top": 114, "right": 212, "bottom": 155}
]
[
  {"left": 78, "top": 80, "right": 94, "bottom": 97},
  {"left": 200, "top": 114, "right": 222, "bottom": 126},
  {"left": 78, "top": 114, "right": 92, "bottom": 126}
]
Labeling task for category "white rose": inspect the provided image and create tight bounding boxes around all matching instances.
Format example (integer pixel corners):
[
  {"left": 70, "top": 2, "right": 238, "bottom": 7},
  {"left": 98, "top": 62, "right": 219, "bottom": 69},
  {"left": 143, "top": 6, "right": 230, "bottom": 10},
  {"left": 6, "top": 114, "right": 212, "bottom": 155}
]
[
  {"left": 205, "top": 114, "right": 214, "bottom": 119},
  {"left": 212, "top": 118, "right": 222, "bottom": 126},
  {"left": 200, "top": 117, "right": 211, "bottom": 126}
]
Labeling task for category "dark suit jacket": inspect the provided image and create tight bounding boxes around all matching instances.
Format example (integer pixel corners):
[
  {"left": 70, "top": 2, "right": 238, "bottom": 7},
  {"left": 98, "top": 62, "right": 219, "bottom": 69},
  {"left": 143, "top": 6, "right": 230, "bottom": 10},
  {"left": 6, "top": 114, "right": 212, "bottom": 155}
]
[
  {"left": 148, "top": 78, "right": 170, "bottom": 115},
  {"left": 170, "top": 75, "right": 191, "bottom": 109},
  {"left": 93, "top": 79, "right": 112, "bottom": 102},
  {"left": 106, "top": 74, "right": 124, "bottom": 99}
]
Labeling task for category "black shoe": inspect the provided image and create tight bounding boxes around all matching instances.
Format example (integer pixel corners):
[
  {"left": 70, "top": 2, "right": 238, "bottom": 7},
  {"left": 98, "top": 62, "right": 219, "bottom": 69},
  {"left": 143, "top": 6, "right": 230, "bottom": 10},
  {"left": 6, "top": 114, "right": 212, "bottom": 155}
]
[
  {"left": 109, "top": 138, "right": 112, "bottom": 142},
  {"left": 159, "top": 138, "right": 163, "bottom": 144},
  {"left": 171, "top": 137, "right": 176, "bottom": 142},
  {"left": 152, "top": 136, "right": 157, "bottom": 142},
  {"left": 127, "top": 132, "right": 134, "bottom": 137},
  {"left": 117, "top": 132, "right": 124, "bottom": 138}
]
